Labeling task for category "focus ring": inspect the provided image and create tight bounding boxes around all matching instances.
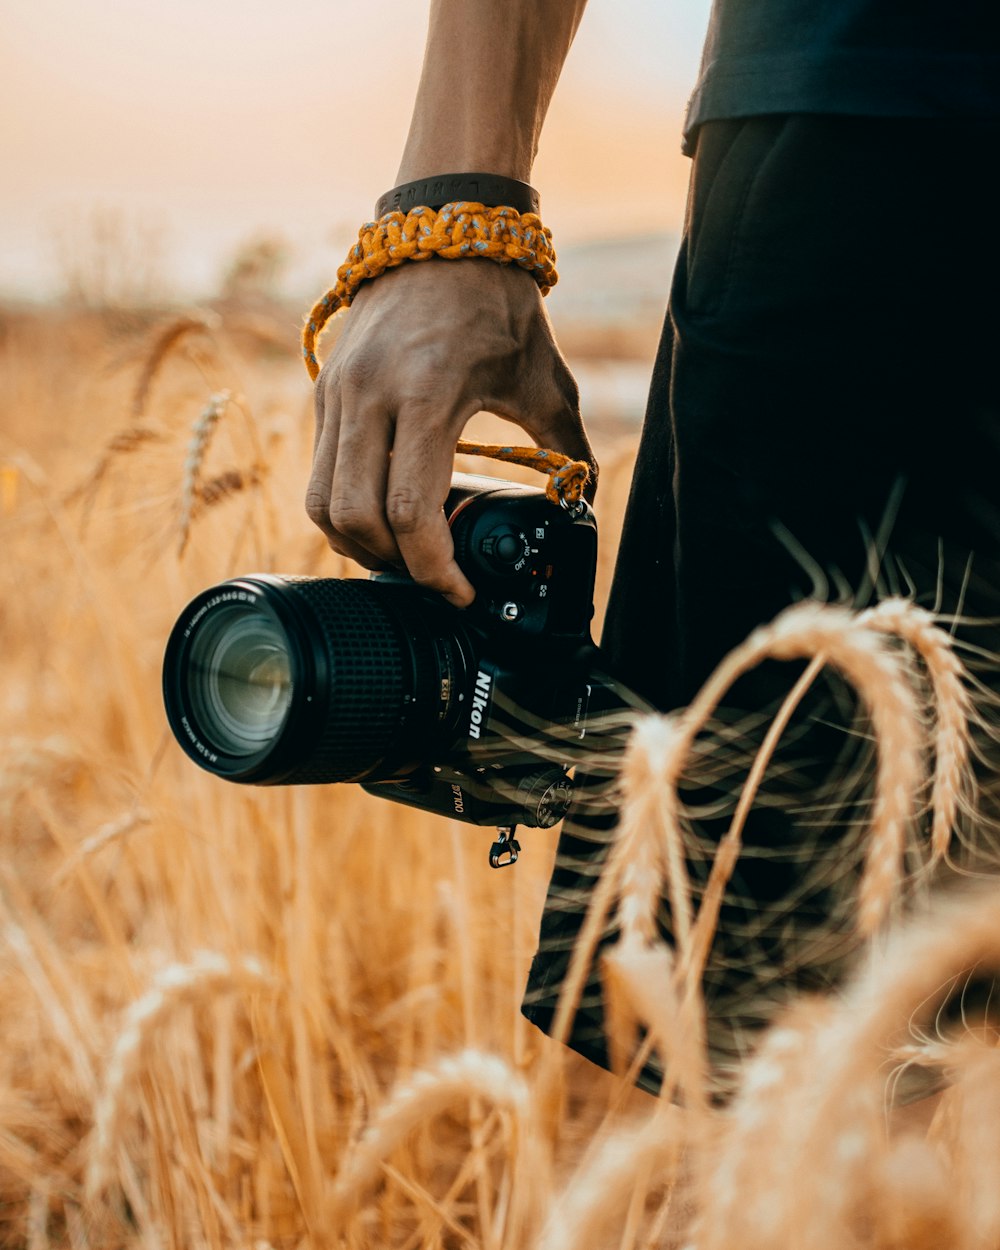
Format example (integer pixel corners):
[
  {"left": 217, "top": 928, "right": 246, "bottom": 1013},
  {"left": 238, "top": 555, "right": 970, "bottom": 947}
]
[{"left": 280, "top": 579, "right": 410, "bottom": 784}]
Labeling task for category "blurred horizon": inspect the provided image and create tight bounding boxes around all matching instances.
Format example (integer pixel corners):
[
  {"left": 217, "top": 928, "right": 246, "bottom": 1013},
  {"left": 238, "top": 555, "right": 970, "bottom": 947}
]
[{"left": 1, "top": 0, "right": 711, "bottom": 304}]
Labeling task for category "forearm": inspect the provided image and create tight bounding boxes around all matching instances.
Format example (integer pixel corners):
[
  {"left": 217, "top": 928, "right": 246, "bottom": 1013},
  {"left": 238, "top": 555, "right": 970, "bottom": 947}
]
[
  {"left": 397, "top": 0, "right": 588, "bottom": 183},
  {"left": 307, "top": 0, "right": 593, "bottom": 602}
]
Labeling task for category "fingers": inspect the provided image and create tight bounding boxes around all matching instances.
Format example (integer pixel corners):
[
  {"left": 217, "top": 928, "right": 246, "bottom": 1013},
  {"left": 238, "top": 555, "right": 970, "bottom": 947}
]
[
  {"left": 306, "top": 377, "right": 598, "bottom": 588},
  {"left": 305, "top": 383, "right": 394, "bottom": 571},
  {"left": 307, "top": 377, "right": 473, "bottom": 603},
  {"left": 327, "top": 390, "right": 401, "bottom": 566},
  {"left": 385, "top": 406, "right": 476, "bottom": 608}
]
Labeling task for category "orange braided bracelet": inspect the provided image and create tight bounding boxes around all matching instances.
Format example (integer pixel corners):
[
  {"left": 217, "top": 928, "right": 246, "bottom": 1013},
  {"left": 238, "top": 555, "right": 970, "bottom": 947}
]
[
  {"left": 302, "top": 202, "right": 557, "bottom": 380},
  {"left": 301, "top": 201, "right": 587, "bottom": 510}
]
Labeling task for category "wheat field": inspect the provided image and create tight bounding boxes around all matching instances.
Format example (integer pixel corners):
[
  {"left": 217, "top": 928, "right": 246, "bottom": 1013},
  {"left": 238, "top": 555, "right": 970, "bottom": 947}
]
[{"left": 3, "top": 298, "right": 1000, "bottom": 1250}]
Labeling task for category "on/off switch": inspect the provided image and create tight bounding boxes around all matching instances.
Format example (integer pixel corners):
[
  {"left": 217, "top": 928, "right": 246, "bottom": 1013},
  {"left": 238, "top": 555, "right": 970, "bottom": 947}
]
[{"left": 480, "top": 525, "right": 529, "bottom": 573}]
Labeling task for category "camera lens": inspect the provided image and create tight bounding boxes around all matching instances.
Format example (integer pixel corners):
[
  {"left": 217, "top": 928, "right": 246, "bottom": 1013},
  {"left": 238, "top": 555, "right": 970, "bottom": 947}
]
[
  {"left": 163, "top": 576, "right": 469, "bottom": 785},
  {"left": 187, "top": 607, "right": 293, "bottom": 756}
]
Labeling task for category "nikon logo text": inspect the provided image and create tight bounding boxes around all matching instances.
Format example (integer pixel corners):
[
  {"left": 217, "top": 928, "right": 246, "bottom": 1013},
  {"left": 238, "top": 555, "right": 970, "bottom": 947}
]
[{"left": 468, "top": 670, "right": 493, "bottom": 740}]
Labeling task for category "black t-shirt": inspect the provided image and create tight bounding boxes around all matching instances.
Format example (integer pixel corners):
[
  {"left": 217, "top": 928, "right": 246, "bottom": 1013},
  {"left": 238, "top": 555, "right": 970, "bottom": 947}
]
[{"left": 684, "top": 1, "right": 1000, "bottom": 152}]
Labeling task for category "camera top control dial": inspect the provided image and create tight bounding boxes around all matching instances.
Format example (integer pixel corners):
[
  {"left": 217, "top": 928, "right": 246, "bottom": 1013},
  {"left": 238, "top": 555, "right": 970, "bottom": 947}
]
[{"left": 478, "top": 524, "right": 531, "bottom": 575}]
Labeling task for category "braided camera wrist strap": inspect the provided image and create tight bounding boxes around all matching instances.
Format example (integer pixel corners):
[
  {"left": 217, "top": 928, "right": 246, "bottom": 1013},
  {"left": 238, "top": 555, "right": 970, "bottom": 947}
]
[
  {"left": 302, "top": 201, "right": 589, "bottom": 509},
  {"left": 454, "top": 440, "right": 589, "bottom": 510}
]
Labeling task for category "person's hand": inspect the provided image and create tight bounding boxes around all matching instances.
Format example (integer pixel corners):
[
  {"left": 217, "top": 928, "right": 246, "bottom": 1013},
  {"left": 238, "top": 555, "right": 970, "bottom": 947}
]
[{"left": 305, "top": 259, "right": 596, "bottom": 607}]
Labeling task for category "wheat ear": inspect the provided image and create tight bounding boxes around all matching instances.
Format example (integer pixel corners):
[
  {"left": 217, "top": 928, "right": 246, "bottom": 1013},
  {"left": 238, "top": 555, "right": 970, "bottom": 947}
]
[
  {"left": 52, "top": 808, "right": 150, "bottom": 887},
  {"left": 705, "top": 887, "right": 1000, "bottom": 1250},
  {"left": 693, "top": 1000, "right": 835, "bottom": 1250},
  {"left": 555, "top": 601, "right": 924, "bottom": 1088},
  {"left": 918, "top": 1045, "right": 1000, "bottom": 1247},
  {"left": 859, "top": 597, "right": 972, "bottom": 866},
  {"left": 870, "top": 1135, "right": 962, "bottom": 1250},
  {"left": 177, "top": 390, "right": 231, "bottom": 556},
  {"left": 550, "top": 601, "right": 924, "bottom": 1129},
  {"left": 64, "top": 424, "right": 166, "bottom": 513},
  {"left": 195, "top": 465, "right": 264, "bottom": 509},
  {"left": 325, "top": 1050, "right": 531, "bottom": 1229},
  {"left": 0, "top": 736, "right": 79, "bottom": 810},
  {"left": 547, "top": 714, "right": 693, "bottom": 1071},
  {"left": 86, "top": 950, "right": 273, "bottom": 1203},
  {"left": 614, "top": 716, "right": 693, "bottom": 954},
  {"left": 538, "top": 1107, "right": 688, "bottom": 1250},
  {"left": 589, "top": 717, "right": 712, "bottom": 1102},
  {"left": 131, "top": 310, "right": 221, "bottom": 421}
]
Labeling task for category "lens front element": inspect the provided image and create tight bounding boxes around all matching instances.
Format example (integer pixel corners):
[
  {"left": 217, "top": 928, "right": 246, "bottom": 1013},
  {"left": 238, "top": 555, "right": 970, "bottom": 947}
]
[{"left": 187, "top": 605, "right": 293, "bottom": 757}]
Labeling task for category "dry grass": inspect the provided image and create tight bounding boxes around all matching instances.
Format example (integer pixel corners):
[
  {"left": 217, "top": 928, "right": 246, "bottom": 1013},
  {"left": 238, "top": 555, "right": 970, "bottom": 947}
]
[{"left": 2, "top": 302, "right": 1000, "bottom": 1249}]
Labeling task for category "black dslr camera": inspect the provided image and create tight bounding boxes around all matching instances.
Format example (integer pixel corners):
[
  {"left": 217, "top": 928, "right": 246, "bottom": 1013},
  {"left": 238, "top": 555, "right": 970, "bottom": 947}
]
[{"left": 162, "top": 474, "right": 623, "bottom": 866}]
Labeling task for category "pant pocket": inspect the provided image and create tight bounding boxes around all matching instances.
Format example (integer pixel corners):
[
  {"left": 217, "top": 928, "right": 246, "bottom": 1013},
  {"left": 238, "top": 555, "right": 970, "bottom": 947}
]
[{"left": 682, "top": 117, "right": 787, "bottom": 317}]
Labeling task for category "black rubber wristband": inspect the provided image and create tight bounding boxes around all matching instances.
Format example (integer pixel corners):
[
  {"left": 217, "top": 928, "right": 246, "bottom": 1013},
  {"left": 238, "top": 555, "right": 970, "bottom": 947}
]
[{"left": 375, "top": 172, "right": 540, "bottom": 220}]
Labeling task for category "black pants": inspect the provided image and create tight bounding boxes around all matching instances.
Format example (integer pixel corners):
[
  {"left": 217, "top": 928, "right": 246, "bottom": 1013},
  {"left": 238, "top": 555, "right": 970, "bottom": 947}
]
[{"left": 523, "top": 115, "right": 1000, "bottom": 1094}]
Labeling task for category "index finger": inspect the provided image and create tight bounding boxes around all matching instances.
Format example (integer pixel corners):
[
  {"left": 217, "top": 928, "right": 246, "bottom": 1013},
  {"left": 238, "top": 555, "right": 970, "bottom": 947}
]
[{"left": 384, "top": 410, "right": 475, "bottom": 608}]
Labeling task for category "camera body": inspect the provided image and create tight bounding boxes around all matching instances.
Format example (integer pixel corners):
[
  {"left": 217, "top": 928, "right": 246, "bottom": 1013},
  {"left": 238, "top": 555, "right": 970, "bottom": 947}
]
[
  {"left": 363, "top": 474, "right": 600, "bottom": 832},
  {"left": 163, "top": 474, "right": 613, "bottom": 849}
]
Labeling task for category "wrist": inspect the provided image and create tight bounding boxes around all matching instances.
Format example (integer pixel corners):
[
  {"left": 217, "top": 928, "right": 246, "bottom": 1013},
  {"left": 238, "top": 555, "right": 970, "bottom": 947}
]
[
  {"left": 397, "top": 144, "right": 532, "bottom": 186},
  {"left": 397, "top": 138, "right": 533, "bottom": 185},
  {"left": 375, "top": 172, "right": 540, "bottom": 219}
]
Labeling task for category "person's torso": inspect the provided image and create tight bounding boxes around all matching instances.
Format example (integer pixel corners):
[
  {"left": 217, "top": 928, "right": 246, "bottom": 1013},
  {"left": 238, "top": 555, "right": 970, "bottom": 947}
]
[{"left": 684, "top": 1, "right": 1000, "bottom": 152}]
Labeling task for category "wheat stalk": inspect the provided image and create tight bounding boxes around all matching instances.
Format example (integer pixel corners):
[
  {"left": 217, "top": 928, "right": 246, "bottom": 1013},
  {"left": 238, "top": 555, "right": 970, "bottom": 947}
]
[
  {"left": 0, "top": 461, "right": 19, "bottom": 515},
  {"left": 0, "top": 883, "right": 99, "bottom": 1101},
  {"left": 680, "top": 652, "right": 827, "bottom": 992},
  {"left": 26, "top": 1187, "right": 49, "bottom": 1250},
  {"left": 86, "top": 950, "right": 274, "bottom": 1203}
]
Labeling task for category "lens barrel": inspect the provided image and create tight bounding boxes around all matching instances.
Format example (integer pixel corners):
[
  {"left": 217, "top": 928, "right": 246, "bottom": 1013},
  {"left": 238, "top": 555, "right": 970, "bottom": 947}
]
[{"left": 163, "top": 575, "right": 467, "bottom": 785}]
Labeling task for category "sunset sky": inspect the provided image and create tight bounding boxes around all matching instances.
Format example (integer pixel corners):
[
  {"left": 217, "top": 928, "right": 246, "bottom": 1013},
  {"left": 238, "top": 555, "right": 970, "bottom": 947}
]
[{"left": 2, "top": 0, "right": 712, "bottom": 301}]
